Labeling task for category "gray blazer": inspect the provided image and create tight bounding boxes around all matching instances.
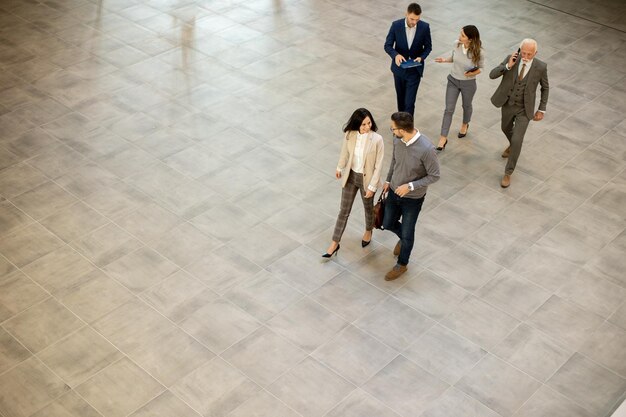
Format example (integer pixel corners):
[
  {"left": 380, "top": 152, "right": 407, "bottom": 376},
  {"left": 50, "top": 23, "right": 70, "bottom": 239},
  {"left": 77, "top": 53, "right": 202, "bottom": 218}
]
[{"left": 490, "top": 56, "right": 549, "bottom": 119}]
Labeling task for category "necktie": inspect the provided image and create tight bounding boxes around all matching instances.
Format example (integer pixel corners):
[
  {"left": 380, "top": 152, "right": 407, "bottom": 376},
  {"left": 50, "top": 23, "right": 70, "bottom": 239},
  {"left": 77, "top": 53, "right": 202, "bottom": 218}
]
[{"left": 518, "top": 63, "right": 526, "bottom": 80}]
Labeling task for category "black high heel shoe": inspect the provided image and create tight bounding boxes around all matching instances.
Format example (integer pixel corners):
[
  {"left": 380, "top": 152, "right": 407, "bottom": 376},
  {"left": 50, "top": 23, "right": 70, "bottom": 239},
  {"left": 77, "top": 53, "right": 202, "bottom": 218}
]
[
  {"left": 458, "top": 124, "right": 469, "bottom": 138},
  {"left": 436, "top": 138, "right": 448, "bottom": 151},
  {"left": 322, "top": 244, "right": 340, "bottom": 258}
]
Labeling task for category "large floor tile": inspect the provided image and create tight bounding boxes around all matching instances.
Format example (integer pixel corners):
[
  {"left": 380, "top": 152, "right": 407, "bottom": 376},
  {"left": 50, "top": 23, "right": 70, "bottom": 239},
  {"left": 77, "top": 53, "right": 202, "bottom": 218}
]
[
  {"left": 354, "top": 296, "right": 434, "bottom": 351},
  {"left": 579, "top": 321, "right": 626, "bottom": 378},
  {"left": 0, "top": 357, "right": 70, "bottom": 417},
  {"left": 0, "top": 223, "right": 65, "bottom": 268},
  {"left": 222, "top": 326, "right": 307, "bottom": 387},
  {"left": 0, "top": 327, "right": 31, "bottom": 375},
  {"left": 267, "top": 297, "right": 348, "bottom": 353},
  {"left": 477, "top": 270, "right": 551, "bottom": 320},
  {"left": 363, "top": 355, "right": 449, "bottom": 417},
  {"left": 441, "top": 296, "right": 520, "bottom": 350},
  {"left": 129, "top": 391, "right": 201, "bottom": 417},
  {"left": 225, "top": 270, "right": 303, "bottom": 322},
  {"left": 512, "top": 385, "right": 593, "bottom": 417},
  {"left": 3, "top": 298, "right": 83, "bottom": 353},
  {"left": 179, "top": 297, "right": 260, "bottom": 353},
  {"left": 310, "top": 271, "right": 387, "bottom": 322},
  {"left": 171, "top": 357, "right": 261, "bottom": 417},
  {"left": 103, "top": 246, "right": 179, "bottom": 293},
  {"left": 38, "top": 326, "right": 123, "bottom": 387},
  {"left": 127, "top": 327, "right": 214, "bottom": 387},
  {"left": 404, "top": 324, "right": 487, "bottom": 385},
  {"left": 326, "top": 388, "right": 401, "bottom": 417},
  {"left": 493, "top": 323, "right": 572, "bottom": 382},
  {"left": 526, "top": 296, "right": 605, "bottom": 349},
  {"left": 393, "top": 269, "right": 469, "bottom": 320},
  {"left": 139, "top": 269, "right": 215, "bottom": 322},
  {"left": 268, "top": 357, "right": 355, "bottom": 417},
  {"left": 426, "top": 244, "right": 503, "bottom": 292},
  {"left": 30, "top": 391, "right": 103, "bottom": 417},
  {"left": 456, "top": 354, "right": 542, "bottom": 417},
  {"left": 547, "top": 353, "right": 626, "bottom": 417},
  {"left": 0, "top": 270, "right": 48, "bottom": 322},
  {"left": 92, "top": 299, "right": 177, "bottom": 353},
  {"left": 313, "top": 325, "right": 398, "bottom": 385},
  {"left": 421, "top": 387, "right": 502, "bottom": 417},
  {"left": 184, "top": 245, "right": 261, "bottom": 295},
  {"left": 76, "top": 357, "right": 164, "bottom": 417}
]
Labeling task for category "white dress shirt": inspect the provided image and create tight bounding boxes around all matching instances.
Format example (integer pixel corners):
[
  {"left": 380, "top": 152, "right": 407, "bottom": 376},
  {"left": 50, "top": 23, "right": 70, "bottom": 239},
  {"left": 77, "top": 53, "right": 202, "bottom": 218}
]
[
  {"left": 405, "top": 19, "right": 416, "bottom": 48},
  {"left": 351, "top": 132, "right": 367, "bottom": 173}
]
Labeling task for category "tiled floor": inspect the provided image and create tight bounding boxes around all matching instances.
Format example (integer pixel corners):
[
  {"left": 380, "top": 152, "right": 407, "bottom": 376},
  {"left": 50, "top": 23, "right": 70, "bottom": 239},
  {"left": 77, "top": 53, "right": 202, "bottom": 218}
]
[{"left": 0, "top": 0, "right": 625, "bottom": 415}]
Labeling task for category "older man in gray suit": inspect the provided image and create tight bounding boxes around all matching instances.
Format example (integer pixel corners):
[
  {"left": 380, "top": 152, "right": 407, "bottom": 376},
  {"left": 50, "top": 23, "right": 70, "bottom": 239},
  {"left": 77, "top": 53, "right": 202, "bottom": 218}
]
[{"left": 490, "top": 38, "right": 549, "bottom": 188}]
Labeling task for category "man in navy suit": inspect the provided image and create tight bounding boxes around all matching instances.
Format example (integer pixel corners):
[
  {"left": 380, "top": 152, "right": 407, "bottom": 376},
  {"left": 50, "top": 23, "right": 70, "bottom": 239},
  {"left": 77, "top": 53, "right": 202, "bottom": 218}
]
[{"left": 384, "top": 3, "right": 432, "bottom": 117}]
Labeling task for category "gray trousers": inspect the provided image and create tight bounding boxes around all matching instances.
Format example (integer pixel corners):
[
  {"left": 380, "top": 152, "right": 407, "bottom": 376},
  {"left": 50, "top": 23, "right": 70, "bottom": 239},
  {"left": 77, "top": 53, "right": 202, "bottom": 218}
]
[
  {"left": 332, "top": 170, "right": 374, "bottom": 242},
  {"left": 501, "top": 102, "right": 531, "bottom": 175},
  {"left": 440, "top": 74, "right": 477, "bottom": 137}
]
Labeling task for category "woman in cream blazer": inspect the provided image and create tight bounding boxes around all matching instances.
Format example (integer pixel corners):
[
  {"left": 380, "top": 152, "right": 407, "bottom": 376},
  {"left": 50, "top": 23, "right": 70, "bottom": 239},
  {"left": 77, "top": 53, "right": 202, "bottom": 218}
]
[{"left": 323, "top": 108, "right": 385, "bottom": 258}]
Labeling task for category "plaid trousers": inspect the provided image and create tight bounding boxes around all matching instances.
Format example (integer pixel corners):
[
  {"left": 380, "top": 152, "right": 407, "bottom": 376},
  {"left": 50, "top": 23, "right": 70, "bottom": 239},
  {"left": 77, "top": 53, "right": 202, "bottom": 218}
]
[{"left": 332, "top": 170, "right": 374, "bottom": 242}]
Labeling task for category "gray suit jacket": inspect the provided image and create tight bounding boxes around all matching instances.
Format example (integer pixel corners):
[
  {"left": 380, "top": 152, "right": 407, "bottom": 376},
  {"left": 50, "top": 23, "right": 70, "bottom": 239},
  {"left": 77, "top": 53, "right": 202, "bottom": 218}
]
[{"left": 490, "top": 56, "right": 549, "bottom": 119}]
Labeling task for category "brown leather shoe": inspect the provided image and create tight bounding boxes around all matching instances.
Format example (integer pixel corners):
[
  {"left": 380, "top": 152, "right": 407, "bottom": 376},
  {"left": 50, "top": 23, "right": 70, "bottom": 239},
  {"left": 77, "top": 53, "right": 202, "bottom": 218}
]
[
  {"left": 385, "top": 264, "right": 407, "bottom": 281},
  {"left": 501, "top": 174, "right": 511, "bottom": 188},
  {"left": 393, "top": 241, "right": 401, "bottom": 256},
  {"left": 501, "top": 146, "right": 510, "bottom": 158}
]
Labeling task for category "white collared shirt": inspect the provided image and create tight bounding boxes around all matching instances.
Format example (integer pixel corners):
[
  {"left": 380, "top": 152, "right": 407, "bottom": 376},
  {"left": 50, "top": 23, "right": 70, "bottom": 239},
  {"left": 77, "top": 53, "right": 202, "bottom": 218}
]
[
  {"left": 517, "top": 58, "right": 533, "bottom": 79},
  {"left": 351, "top": 132, "right": 368, "bottom": 173},
  {"left": 403, "top": 130, "right": 420, "bottom": 191},
  {"left": 506, "top": 58, "right": 533, "bottom": 79},
  {"left": 403, "top": 130, "right": 420, "bottom": 146},
  {"left": 405, "top": 19, "right": 416, "bottom": 48}
]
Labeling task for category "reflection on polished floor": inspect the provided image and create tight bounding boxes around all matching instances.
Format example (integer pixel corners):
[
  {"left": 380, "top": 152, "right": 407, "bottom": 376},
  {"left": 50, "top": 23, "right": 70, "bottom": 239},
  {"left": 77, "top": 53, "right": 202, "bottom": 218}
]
[{"left": 0, "top": 0, "right": 625, "bottom": 415}]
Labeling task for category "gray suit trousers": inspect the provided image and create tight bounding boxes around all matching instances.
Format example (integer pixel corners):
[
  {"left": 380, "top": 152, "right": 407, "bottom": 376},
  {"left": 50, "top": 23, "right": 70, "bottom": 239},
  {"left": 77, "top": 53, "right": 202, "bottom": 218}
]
[{"left": 501, "top": 102, "right": 530, "bottom": 175}]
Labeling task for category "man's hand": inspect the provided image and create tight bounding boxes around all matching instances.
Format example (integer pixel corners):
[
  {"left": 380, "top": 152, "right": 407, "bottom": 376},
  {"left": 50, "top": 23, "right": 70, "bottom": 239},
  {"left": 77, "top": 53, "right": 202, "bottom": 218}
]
[
  {"left": 395, "top": 184, "right": 410, "bottom": 197},
  {"left": 365, "top": 190, "right": 374, "bottom": 198},
  {"left": 395, "top": 54, "right": 406, "bottom": 66},
  {"left": 382, "top": 182, "right": 390, "bottom": 193},
  {"left": 507, "top": 51, "right": 518, "bottom": 69},
  {"left": 533, "top": 111, "right": 544, "bottom": 121},
  {"left": 415, "top": 57, "right": 422, "bottom": 63}
]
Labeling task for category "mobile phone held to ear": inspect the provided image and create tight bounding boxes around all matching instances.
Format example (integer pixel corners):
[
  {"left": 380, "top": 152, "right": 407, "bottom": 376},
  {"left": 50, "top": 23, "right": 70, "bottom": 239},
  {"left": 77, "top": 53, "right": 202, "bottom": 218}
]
[{"left": 512, "top": 48, "right": 521, "bottom": 63}]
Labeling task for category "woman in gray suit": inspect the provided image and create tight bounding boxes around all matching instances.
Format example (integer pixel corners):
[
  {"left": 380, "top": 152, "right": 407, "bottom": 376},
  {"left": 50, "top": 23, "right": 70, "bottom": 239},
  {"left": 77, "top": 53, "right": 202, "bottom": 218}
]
[
  {"left": 434, "top": 25, "right": 484, "bottom": 150},
  {"left": 323, "top": 108, "right": 385, "bottom": 258}
]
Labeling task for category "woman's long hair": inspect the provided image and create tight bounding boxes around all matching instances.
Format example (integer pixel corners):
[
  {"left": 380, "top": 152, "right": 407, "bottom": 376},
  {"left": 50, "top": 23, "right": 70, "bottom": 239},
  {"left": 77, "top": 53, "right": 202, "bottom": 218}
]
[
  {"left": 463, "top": 25, "right": 482, "bottom": 66},
  {"left": 343, "top": 108, "right": 378, "bottom": 134}
]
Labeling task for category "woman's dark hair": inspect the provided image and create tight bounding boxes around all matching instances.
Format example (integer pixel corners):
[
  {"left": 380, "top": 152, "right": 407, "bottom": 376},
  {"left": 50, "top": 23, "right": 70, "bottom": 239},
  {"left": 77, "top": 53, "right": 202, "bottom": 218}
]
[
  {"left": 407, "top": 3, "right": 421, "bottom": 15},
  {"left": 391, "top": 112, "right": 414, "bottom": 131},
  {"left": 343, "top": 108, "right": 378, "bottom": 133},
  {"left": 462, "top": 25, "right": 482, "bottom": 66}
]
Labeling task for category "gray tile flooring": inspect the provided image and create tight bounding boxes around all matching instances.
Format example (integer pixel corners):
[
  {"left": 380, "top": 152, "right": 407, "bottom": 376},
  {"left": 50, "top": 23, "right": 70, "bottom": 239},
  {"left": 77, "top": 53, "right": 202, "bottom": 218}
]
[{"left": 0, "top": 0, "right": 625, "bottom": 415}]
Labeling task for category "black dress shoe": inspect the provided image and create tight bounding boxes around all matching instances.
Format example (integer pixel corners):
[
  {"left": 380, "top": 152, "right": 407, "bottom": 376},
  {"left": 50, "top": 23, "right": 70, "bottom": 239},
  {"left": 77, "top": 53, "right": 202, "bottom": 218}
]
[
  {"left": 322, "top": 244, "right": 340, "bottom": 258},
  {"left": 458, "top": 124, "right": 469, "bottom": 138},
  {"left": 436, "top": 138, "right": 448, "bottom": 151},
  {"left": 361, "top": 239, "right": 371, "bottom": 247}
]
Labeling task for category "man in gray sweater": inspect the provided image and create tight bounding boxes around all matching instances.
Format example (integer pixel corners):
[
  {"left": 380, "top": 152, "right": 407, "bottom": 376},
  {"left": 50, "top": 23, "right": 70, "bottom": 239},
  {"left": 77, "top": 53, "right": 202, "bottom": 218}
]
[{"left": 382, "top": 112, "right": 440, "bottom": 280}]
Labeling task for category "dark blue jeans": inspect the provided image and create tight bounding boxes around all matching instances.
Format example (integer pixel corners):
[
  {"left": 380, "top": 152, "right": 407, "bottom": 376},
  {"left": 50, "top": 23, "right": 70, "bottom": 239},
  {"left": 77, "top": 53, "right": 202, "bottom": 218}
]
[{"left": 382, "top": 190, "right": 425, "bottom": 266}]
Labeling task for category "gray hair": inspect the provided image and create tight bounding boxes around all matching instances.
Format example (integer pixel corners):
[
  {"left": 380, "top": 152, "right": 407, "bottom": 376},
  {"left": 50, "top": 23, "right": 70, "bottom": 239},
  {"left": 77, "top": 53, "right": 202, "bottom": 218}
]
[{"left": 520, "top": 38, "right": 538, "bottom": 51}]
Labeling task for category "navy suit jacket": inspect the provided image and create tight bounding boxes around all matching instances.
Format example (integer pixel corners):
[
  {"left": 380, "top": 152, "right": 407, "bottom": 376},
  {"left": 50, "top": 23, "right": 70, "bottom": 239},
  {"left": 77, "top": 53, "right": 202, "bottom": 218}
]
[{"left": 384, "top": 18, "right": 432, "bottom": 79}]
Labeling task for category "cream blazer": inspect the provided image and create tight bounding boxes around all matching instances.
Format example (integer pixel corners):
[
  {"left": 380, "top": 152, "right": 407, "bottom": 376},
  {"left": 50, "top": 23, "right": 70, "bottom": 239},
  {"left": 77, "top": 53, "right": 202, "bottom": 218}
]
[{"left": 337, "top": 131, "right": 385, "bottom": 191}]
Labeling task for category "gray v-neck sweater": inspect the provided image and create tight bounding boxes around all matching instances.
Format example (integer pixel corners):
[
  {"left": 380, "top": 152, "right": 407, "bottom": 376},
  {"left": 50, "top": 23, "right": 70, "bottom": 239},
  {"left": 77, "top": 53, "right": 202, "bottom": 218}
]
[{"left": 386, "top": 133, "right": 440, "bottom": 198}]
